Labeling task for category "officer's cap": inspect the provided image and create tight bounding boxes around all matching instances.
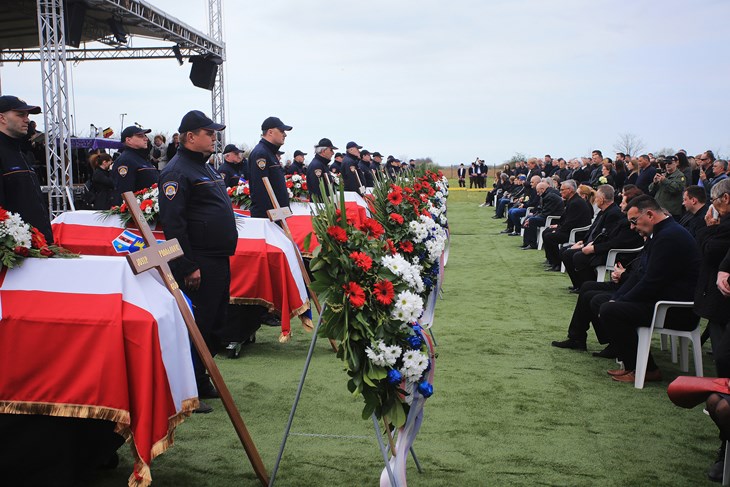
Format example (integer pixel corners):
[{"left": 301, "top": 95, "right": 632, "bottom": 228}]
[
  {"left": 277, "top": 150, "right": 285, "bottom": 155},
  {"left": 316, "top": 138, "right": 338, "bottom": 150},
  {"left": 223, "top": 144, "right": 242, "bottom": 154},
  {"left": 178, "top": 110, "right": 225, "bottom": 133},
  {"left": 293, "top": 150, "right": 307, "bottom": 157},
  {"left": 121, "top": 125, "right": 151, "bottom": 142},
  {"left": 665, "top": 155, "right": 678, "bottom": 164},
  {"left": 0, "top": 95, "right": 41, "bottom": 114},
  {"left": 334, "top": 153, "right": 343, "bottom": 159},
  {"left": 360, "top": 150, "right": 370, "bottom": 156},
  {"left": 346, "top": 141, "right": 362, "bottom": 150},
  {"left": 372, "top": 152, "right": 383, "bottom": 158},
  {"left": 262, "top": 116, "right": 292, "bottom": 132}
]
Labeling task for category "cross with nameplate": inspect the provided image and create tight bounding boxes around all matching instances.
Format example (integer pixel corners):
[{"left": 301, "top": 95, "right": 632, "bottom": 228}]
[{"left": 121, "top": 191, "right": 269, "bottom": 487}]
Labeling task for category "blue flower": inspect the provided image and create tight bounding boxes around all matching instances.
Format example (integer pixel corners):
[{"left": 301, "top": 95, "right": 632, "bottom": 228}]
[
  {"left": 387, "top": 369, "right": 402, "bottom": 384},
  {"left": 412, "top": 324, "right": 422, "bottom": 334},
  {"left": 423, "top": 277, "right": 433, "bottom": 288},
  {"left": 406, "top": 335, "right": 423, "bottom": 349},
  {"left": 418, "top": 253, "right": 426, "bottom": 260},
  {"left": 417, "top": 381, "right": 433, "bottom": 398},
  {"left": 430, "top": 265, "right": 439, "bottom": 276}
]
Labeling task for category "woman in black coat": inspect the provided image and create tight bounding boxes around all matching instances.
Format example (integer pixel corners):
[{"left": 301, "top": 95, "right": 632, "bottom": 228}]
[{"left": 90, "top": 153, "right": 114, "bottom": 210}]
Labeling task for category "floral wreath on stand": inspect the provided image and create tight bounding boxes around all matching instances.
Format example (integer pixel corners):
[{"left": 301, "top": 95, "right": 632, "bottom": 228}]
[
  {"left": 227, "top": 179, "right": 251, "bottom": 209},
  {"left": 286, "top": 174, "right": 309, "bottom": 202},
  {"left": 103, "top": 184, "right": 160, "bottom": 225}
]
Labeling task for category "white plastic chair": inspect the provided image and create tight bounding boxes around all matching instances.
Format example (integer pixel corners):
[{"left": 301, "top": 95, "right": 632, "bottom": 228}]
[
  {"left": 595, "top": 246, "right": 644, "bottom": 282},
  {"left": 519, "top": 207, "right": 533, "bottom": 237},
  {"left": 559, "top": 224, "right": 592, "bottom": 273},
  {"left": 634, "top": 301, "right": 703, "bottom": 389},
  {"left": 536, "top": 215, "right": 561, "bottom": 250}
]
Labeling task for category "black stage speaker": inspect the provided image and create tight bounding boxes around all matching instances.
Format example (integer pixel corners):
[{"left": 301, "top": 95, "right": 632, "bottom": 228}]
[
  {"left": 64, "top": 0, "right": 87, "bottom": 48},
  {"left": 189, "top": 54, "right": 223, "bottom": 91}
]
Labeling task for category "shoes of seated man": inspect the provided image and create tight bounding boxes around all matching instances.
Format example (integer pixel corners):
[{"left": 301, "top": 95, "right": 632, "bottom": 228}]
[
  {"left": 491, "top": 215, "right": 502, "bottom": 219},
  {"left": 194, "top": 400, "right": 213, "bottom": 414},
  {"left": 545, "top": 265, "right": 560, "bottom": 272},
  {"left": 592, "top": 345, "right": 618, "bottom": 358},
  {"left": 611, "top": 368, "right": 662, "bottom": 383},
  {"left": 479, "top": 203, "right": 487, "bottom": 207},
  {"left": 551, "top": 338, "right": 586, "bottom": 351},
  {"left": 708, "top": 442, "right": 726, "bottom": 482},
  {"left": 509, "top": 232, "right": 520, "bottom": 236},
  {"left": 500, "top": 229, "right": 512, "bottom": 234},
  {"left": 520, "top": 245, "right": 537, "bottom": 250},
  {"left": 568, "top": 287, "right": 580, "bottom": 294}
]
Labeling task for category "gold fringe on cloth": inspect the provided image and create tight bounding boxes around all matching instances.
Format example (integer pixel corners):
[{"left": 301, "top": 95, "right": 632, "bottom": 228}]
[
  {"left": 126, "top": 397, "right": 199, "bottom": 487},
  {"left": 278, "top": 332, "right": 291, "bottom": 343}
]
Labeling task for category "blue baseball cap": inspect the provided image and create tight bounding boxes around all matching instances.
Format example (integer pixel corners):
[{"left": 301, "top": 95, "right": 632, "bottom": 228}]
[{"left": 178, "top": 110, "right": 225, "bottom": 133}]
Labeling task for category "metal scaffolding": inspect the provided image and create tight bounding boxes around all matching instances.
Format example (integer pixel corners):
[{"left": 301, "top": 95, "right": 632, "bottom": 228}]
[{"left": 0, "top": 0, "right": 227, "bottom": 220}]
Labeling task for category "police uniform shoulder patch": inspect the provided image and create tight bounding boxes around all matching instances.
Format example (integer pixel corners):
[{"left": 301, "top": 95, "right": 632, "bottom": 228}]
[
  {"left": 315, "top": 169, "right": 322, "bottom": 177},
  {"left": 118, "top": 166, "right": 128, "bottom": 177},
  {"left": 163, "top": 181, "right": 178, "bottom": 200},
  {"left": 257, "top": 158, "right": 267, "bottom": 170}
]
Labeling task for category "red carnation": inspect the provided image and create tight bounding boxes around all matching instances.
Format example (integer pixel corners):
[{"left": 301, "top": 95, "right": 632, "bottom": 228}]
[
  {"left": 389, "top": 213, "right": 404, "bottom": 225},
  {"left": 243, "top": 187, "right": 250, "bottom": 195},
  {"left": 349, "top": 251, "right": 373, "bottom": 271},
  {"left": 14, "top": 246, "right": 29, "bottom": 257},
  {"left": 359, "top": 218, "right": 385, "bottom": 239},
  {"left": 343, "top": 281, "right": 366, "bottom": 308},
  {"left": 373, "top": 280, "right": 395, "bottom": 306},
  {"left": 387, "top": 191, "right": 403, "bottom": 206},
  {"left": 119, "top": 203, "right": 128, "bottom": 213},
  {"left": 31, "top": 227, "right": 47, "bottom": 249},
  {"left": 327, "top": 225, "right": 348, "bottom": 243},
  {"left": 150, "top": 183, "right": 158, "bottom": 189},
  {"left": 286, "top": 181, "right": 294, "bottom": 188},
  {"left": 384, "top": 239, "right": 397, "bottom": 254},
  {"left": 139, "top": 199, "right": 154, "bottom": 211},
  {"left": 227, "top": 187, "right": 234, "bottom": 196},
  {"left": 399, "top": 241, "right": 414, "bottom": 253},
  {"left": 0, "top": 208, "right": 8, "bottom": 222},
  {"left": 39, "top": 246, "right": 54, "bottom": 257}
]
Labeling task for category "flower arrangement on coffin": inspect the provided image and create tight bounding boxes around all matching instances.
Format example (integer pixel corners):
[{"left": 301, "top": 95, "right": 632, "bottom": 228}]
[
  {"left": 286, "top": 174, "right": 309, "bottom": 202},
  {"left": 309, "top": 187, "right": 435, "bottom": 428},
  {"left": 227, "top": 179, "right": 251, "bottom": 209},
  {"left": 0, "top": 207, "right": 78, "bottom": 268},
  {"left": 370, "top": 169, "right": 449, "bottom": 295},
  {"left": 102, "top": 184, "right": 159, "bottom": 225}
]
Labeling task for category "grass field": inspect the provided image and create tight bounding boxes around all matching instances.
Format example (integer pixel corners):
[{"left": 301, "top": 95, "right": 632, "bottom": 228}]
[{"left": 96, "top": 184, "right": 720, "bottom": 486}]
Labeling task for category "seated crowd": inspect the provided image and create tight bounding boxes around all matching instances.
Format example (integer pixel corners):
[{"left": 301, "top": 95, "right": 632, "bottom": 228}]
[{"left": 485, "top": 149, "right": 730, "bottom": 483}]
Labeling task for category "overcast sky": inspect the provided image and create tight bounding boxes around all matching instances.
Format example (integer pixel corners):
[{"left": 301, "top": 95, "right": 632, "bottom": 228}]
[{"left": 2, "top": 0, "right": 728, "bottom": 164}]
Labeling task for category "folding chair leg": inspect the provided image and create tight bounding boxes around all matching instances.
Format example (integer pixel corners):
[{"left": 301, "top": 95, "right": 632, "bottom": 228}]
[
  {"left": 723, "top": 440, "right": 730, "bottom": 486},
  {"left": 660, "top": 334, "right": 668, "bottom": 351},
  {"left": 671, "top": 336, "right": 679, "bottom": 364},
  {"left": 692, "top": 329, "right": 704, "bottom": 377},
  {"left": 634, "top": 328, "right": 652, "bottom": 389},
  {"left": 679, "top": 336, "right": 690, "bottom": 372}
]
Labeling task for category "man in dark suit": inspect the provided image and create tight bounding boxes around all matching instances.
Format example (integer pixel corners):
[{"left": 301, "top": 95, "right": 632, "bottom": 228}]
[
  {"left": 543, "top": 179, "right": 593, "bottom": 270},
  {"left": 603, "top": 195, "right": 701, "bottom": 383},
  {"left": 520, "top": 182, "right": 564, "bottom": 250},
  {"left": 634, "top": 154, "right": 657, "bottom": 194},
  {"left": 679, "top": 184, "right": 709, "bottom": 237},
  {"left": 468, "top": 162, "right": 476, "bottom": 188},
  {"left": 560, "top": 185, "right": 625, "bottom": 289},
  {"left": 457, "top": 163, "right": 466, "bottom": 188}
]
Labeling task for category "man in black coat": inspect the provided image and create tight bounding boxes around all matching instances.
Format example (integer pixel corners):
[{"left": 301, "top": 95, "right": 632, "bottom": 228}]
[
  {"left": 543, "top": 180, "right": 593, "bottom": 269},
  {"left": 370, "top": 152, "right": 384, "bottom": 182},
  {"left": 111, "top": 125, "right": 158, "bottom": 206},
  {"left": 457, "top": 163, "right": 467, "bottom": 188},
  {"left": 520, "top": 182, "right": 564, "bottom": 250},
  {"left": 603, "top": 195, "right": 701, "bottom": 383},
  {"left": 0, "top": 95, "right": 53, "bottom": 242},
  {"left": 358, "top": 150, "right": 375, "bottom": 187},
  {"left": 634, "top": 154, "right": 657, "bottom": 195},
  {"left": 330, "top": 152, "right": 343, "bottom": 175},
  {"left": 159, "top": 110, "right": 237, "bottom": 411},
  {"left": 560, "top": 185, "right": 627, "bottom": 289},
  {"left": 249, "top": 116, "right": 292, "bottom": 218},
  {"left": 218, "top": 144, "right": 245, "bottom": 188},
  {"left": 679, "top": 184, "right": 709, "bottom": 238},
  {"left": 286, "top": 150, "right": 307, "bottom": 176},
  {"left": 341, "top": 141, "right": 364, "bottom": 194},
  {"left": 307, "top": 138, "right": 337, "bottom": 201}
]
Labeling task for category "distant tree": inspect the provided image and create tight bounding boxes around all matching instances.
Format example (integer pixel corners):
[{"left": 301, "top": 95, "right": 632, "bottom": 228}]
[
  {"left": 505, "top": 152, "right": 527, "bottom": 165},
  {"left": 613, "top": 133, "right": 646, "bottom": 157},
  {"left": 654, "top": 147, "right": 676, "bottom": 157}
]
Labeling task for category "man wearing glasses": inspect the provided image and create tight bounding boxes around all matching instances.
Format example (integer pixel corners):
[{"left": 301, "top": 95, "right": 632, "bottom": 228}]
[
  {"left": 111, "top": 125, "right": 158, "bottom": 206},
  {"left": 601, "top": 195, "right": 700, "bottom": 383},
  {"left": 249, "top": 116, "right": 293, "bottom": 218}
]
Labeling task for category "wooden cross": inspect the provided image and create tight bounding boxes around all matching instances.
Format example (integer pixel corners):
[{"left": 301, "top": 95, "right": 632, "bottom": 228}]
[
  {"left": 121, "top": 192, "right": 270, "bottom": 487},
  {"left": 261, "top": 177, "right": 338, "bottom": 352}
]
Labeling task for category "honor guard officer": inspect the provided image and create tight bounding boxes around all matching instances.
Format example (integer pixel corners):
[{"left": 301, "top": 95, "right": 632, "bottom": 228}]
[
  {"left": 0, "top": 95, "right": 53, "bottom": 243},
  {"left": 158, "top": 110, "right": 237, "bottom": 412},
  {"left": 307, "top": 138, "right": 337, "bottom": 201},
  {"left": 249, "top": 116, "right": 292, "bottom": 218},
  {"left": 111, "top": 125, "right": 158, "bottom": 206},
  {"left": 218, "top": 144, "right": 245, "bottom": 188},
  {"left": 342, "top": 141, "right": 364, "bottom": 194},
  {"left": 287, "top": 150, "right": 307, "bottom": 175},
  {"left": 386, "top": 155, "right": 401, "bottom": 179},
  {"left": 359, "top": 150, "right": 375, "bottom": 187},
  {"left": 331, "top": 152, "right": 344, "bottom": 175},
  {"left": 371, "top": 151, "right": 384, "bottom": 181}
]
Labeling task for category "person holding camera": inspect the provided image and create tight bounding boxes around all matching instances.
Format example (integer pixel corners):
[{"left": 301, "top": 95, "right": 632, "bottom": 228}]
[{"left": 649, "top": 155, "right": 686, "bottom": 220}]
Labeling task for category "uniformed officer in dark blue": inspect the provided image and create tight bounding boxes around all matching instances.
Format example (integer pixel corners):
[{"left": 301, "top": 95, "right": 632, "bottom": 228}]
[
  {"left": 111, "top": 125, "right": 158, "bottom": 206},
  {"left": 358, "top": 150, "right": 375, "bottom": 187},
  {"left": 341, "top": 141, "right": 364, "bottom": 194},
  {"left": 218, "top": 143, "right": 245, "bottom": 187},
  {"left": 158, "top": 110, "right": 237, "bottom": 413},
  {"left": 307, "top": 138, "right": 337, "bottom": 201},
  {"left": 371, "top": 151, "right": 384, "bottom": 181},
  {"left": 386, "top": 155, "right": 401, "bottom": 179},
  {"left": 331, "top": 152, "right": 343, "bottom": 175},
  {"left": 0, "top": 95, "right": 54, "bottom": 243},
  {"left": 286, "top": 150, "right": 307, "bottom": 175},
  {"left": 249, "top": 116, "right": 292, "bottom": 219}
]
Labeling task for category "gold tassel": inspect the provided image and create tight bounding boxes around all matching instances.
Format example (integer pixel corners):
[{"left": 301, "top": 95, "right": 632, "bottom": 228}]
[{"left": 279, "top": 332, "right": 291, "bottom": 343}]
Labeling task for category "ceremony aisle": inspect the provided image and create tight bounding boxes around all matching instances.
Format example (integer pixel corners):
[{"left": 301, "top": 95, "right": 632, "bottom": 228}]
[{"left": 96, "top": 185, "right": 717, "bottom": 486}]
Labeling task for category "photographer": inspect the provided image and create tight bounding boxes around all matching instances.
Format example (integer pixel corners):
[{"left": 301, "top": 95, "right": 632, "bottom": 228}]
[{"left": 649, "top": 155, "right": 686, "bottom": 220}]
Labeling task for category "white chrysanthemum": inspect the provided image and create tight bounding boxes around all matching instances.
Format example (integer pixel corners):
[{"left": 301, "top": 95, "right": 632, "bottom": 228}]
[
  {"left": 0, "top": 212, "right": 32, "bottom": 248},
  {"left": 365, "top": 344, "right": 387, "bottom": 367},
  {"left": 383, "top": 344, "right": 402, "bottom": 366},
  {"left": 154, "top": 202, "right": 160, "bottom": 213},
  {"left": 399, "top": 349, "right": 429, "bottom": 382},
  {"left": 391, "top": 290, "right": 423, "bottom": 323},
  {"left": 294, "top": 183, "right": 301, "bottom": 189}
]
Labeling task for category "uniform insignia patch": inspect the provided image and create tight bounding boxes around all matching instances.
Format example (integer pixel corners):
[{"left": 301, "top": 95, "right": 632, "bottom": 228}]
[
  {"left": 118, "top": 166, "right": 128, "bottom": 177},
  {"left": 257, "top": 158, "right": 267, "bottom": 170},
  {"left": 163, "top": 181, "right": 178, "bottom": 200},
  {"left": 315, "top": 169, "right": 322, "bottom": 177}
]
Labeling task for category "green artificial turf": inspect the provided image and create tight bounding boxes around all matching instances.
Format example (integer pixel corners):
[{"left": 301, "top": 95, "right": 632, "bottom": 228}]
[{"left": 94, "top": 185, "right": 720, "bottom": 486}]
